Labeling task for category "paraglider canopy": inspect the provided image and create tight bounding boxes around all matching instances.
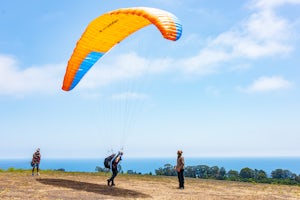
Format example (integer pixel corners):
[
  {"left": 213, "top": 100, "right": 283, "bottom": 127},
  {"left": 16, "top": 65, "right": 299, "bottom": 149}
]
[{"left": 62, "top": 7, "right": 182, "bottom": 91}]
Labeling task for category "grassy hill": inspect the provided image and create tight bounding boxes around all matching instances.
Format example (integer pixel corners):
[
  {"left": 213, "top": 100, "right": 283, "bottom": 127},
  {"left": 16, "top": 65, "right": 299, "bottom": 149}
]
[{"left": 1, "top": 170, "right": 300, "bottom": 199}]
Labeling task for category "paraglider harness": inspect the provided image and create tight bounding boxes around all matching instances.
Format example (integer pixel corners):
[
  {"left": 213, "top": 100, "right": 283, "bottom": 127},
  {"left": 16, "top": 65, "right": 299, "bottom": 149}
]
[
  {"left": 104, "top": 153, "right": 116, "bottom": 169},
  {"left": 104, "top": 151, "right": 122, "bottom": 170}
]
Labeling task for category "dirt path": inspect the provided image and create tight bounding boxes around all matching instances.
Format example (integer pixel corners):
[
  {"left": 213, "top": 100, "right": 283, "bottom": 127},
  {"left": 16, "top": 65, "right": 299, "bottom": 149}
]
[{"left": 1, "top": 171, "right": 300, "bottom": 199}]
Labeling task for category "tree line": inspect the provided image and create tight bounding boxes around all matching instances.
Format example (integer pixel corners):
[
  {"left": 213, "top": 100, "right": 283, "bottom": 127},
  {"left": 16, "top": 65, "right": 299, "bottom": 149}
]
[{"left": 154, "top": 164, "right": 300, "bottom": 186}]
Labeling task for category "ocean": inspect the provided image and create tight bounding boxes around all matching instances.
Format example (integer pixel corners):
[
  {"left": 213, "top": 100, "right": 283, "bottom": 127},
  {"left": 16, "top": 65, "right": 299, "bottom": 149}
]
[{"left": 1, "top": 157, "right": 300, "bottom": 176}]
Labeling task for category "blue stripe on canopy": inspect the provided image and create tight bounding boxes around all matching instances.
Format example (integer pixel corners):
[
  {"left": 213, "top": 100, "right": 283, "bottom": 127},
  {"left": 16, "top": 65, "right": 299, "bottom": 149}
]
[{"left": 70, "top": 52, "right": 104, "bottom": 90}]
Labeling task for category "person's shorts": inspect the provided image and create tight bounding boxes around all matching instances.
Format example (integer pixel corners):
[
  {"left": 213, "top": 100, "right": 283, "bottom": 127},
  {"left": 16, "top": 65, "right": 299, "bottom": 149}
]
[{"left": 32, "top": 163, "right": 39, "bottom": 168}]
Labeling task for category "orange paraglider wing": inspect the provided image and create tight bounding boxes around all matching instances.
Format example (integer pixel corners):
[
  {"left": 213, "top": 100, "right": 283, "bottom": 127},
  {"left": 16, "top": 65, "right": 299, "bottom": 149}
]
[{"left": 62, "top": 7, "right": 182, "bottom": 91}]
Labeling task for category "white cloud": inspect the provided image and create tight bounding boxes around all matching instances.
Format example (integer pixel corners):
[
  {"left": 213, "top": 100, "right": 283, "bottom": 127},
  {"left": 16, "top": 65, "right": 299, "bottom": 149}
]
[
  {"left": 0, "top": 54, "right": 64, "bottom": 97},
  {"left": 239, "top": 76, "right": 293, "bottom": 93},
  {"left": 178, "top": 49, "right": 231, "bottom": 74},
  {"left": 0, "top": 53, "right": 171, "bottom": 97},
  {"left": 250, "top": 0, "right": 300, "bottom": 10},
  {"left": 178, "top": 0, "right": 299, "bottom": 74}
]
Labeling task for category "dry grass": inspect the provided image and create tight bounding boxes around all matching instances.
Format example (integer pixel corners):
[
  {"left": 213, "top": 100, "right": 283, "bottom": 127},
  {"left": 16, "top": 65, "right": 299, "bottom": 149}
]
[{"left": 1, "top": 171, "right": 300, "bottom": 199}]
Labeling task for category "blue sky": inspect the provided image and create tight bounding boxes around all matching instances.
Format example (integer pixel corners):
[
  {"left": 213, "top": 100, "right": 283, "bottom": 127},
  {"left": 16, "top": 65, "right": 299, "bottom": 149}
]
[{"left": 1, "top": 0, "right": 300, "bottom": 159}]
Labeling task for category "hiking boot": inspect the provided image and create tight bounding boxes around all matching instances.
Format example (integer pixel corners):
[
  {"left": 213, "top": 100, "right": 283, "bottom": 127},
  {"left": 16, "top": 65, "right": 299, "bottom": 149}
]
[
  {"left": 107, "top": 179, "right": 110, "bottom": 186},
  {"left": 111, "top": 181, "right": 115, "bottom": 186},
  {"left": 37, "top": 172, "right": 40, "bottom": 176}
]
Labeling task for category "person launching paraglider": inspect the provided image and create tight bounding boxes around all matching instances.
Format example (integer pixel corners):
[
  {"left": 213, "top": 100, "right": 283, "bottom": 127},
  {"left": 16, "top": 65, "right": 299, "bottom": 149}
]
[{"left": 106, "top": 151, "right": 123, "bottom": 186}]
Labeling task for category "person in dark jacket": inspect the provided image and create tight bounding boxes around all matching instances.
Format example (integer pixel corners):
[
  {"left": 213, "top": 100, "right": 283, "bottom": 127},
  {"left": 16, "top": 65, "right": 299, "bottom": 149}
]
[
  {"left": 31, "top": 148, "right": 41, "bottom": 176},
  {"left": 107, "top": 151, "right": 123, "bottom": 186}
]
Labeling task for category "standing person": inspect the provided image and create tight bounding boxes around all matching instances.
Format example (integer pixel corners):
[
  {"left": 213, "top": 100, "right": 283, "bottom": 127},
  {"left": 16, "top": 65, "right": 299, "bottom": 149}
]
[
  {"left": 107, "top": 151, "right": 123, "bottom": 186},
  {"left": 176, "top": 150, "right": 185, "bottom": 189},
  {"left": 31, "top": 148, "right": 41, "bottom": 176}
]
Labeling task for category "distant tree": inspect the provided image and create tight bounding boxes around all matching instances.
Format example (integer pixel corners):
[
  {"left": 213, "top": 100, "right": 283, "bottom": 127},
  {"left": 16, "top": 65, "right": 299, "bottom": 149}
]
[
  {"left": 155, "top": 167, "right": 163, "bottom": 175},
  {"left": 227, "top": 170, "right": 239, "bottom": 181},
  {"left": 239, "top": 167, "right": 255, "bottom": 179},
  {"left": 283, "top": 170, "right": 293, "bottom": 179},
  {"left": 155, "top": 164, "right": 176, "bottom": 176},
  {"left": 95, "top": 166, "right": 109, "bottom": 172},
  {"left": 208, "top": 166, "right": 219, "bottom": 179},
  {"left": 271, "top": 169, "right": 293, "bottom": 179},
  {"left": 254, "top": 169, "right": 267, "bottom": 180},
  {"left": 197, "top": 165, "right": 210, "bottom": 179},
  {"left": 295, "top": 175, "right": 300, "bottom": 183},
  {"left": 271, "top": 169, "right": 284, "bottom": 179},
  {"left": 185, "top": 166, "right": 197, "bottom": 178},
  {"left": 217, "top": 167, "right": 226, "bottom": 180},
  {"left": 164, "top": 164, "right": 176, "bottom": 176},
  {"left": 127, "top": 170, "right": 135, "bottom": 174}
]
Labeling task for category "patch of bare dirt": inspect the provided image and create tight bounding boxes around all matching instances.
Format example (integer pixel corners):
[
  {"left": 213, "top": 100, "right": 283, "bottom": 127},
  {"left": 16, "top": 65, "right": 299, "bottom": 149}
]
[{"left": 0, "top": 171, "right": 300, "bottom": 199}]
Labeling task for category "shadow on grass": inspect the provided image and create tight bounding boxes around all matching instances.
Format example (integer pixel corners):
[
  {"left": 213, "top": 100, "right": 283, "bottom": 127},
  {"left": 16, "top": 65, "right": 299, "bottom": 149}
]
[{"left": 36, "top": 178, "right": 151, "bottom": 198}]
